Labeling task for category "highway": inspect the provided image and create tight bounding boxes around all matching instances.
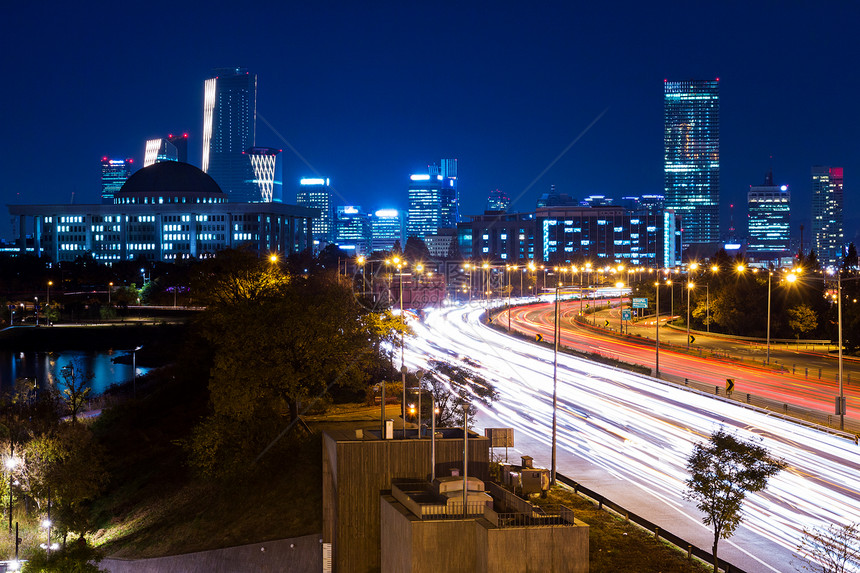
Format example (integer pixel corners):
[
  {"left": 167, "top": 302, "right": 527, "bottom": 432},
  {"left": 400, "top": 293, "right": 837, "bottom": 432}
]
[
  {"left": 500, "top": 301, "right": 859, "bottom": 427},
  {"left": 405, "top": 303, "right": 860, "bottom": 573}
]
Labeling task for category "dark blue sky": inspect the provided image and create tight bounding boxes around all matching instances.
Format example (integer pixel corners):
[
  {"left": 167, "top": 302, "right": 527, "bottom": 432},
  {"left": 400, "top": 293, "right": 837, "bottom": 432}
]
[{"left": 3, "top": 1, "right": 858, "bottom": 246}]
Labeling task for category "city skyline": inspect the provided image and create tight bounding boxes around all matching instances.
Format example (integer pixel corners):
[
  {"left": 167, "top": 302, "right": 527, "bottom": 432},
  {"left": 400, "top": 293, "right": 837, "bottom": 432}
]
[{"left": 2, "top": 2, "right": 859, "bottom": 250}]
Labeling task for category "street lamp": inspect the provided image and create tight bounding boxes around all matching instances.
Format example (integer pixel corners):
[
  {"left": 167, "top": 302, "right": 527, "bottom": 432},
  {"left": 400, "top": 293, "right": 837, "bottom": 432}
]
[
  {"left": 132, "top": 345, "right": 143, "bottom": 398},
  {"left": 654, "top": 278, "right": 661, "bottom": 377},
  {"left": 108, "top": 282, "right": 113, "bottom": 306},
  {"left": 551, "top": 273, "right": 560, "bottom": 485},
  {"left": 686, "top": 282, "right": 694, "bottom": 349},
  {"left": 46, "top": 281, "right": 52, "bottom": 326},
  {"left": 34, "top": 297, "right": 39, "bottom": 327}
]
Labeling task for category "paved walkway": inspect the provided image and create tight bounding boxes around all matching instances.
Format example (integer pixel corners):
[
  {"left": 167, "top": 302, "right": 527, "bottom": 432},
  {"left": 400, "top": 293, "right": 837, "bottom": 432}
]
[{"left": 101, "top": 534, "right": 322, "bottom": 573}]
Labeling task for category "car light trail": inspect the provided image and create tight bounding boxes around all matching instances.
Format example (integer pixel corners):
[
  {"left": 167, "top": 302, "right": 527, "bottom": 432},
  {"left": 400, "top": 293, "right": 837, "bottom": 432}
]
[{"left": 405, "top": 304, "right": 860, "bottom": 573}]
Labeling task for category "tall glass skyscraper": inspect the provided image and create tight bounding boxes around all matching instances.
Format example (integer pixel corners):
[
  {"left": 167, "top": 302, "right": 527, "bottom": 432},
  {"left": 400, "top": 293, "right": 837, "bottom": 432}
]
[
  {"left": 371, "top": 209, "right": 402, "bottom": 252},
  {"left": 747, "top": 170, "right": 790, "bottom": 258},
  {"left": 811, "top": 166, "right": 844, "bottom": 267},
  {"left": 144, "top": 133, "right": 188, "bottom": 167},
  {"left": 297, "top": 177, "right": 334, "bottom": 248},
  {"left": 202, "top": 68, "right": 257, "bottom": 202},
  {"left": 664, "top": 79, "right": 720, "bottom": 248},
  {"left": 245, "top": 147, "right": 281, "bottom": 203},
  {"left": 406, "top": 159, "right": 458, "bottom": 239},
  {"left": 100, "top": 157, "right": 133, "bottom": 204}
]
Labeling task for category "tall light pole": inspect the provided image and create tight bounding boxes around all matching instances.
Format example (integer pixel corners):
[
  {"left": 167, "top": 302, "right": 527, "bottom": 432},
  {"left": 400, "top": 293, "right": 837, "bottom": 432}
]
[
  {"left": 551, "top": 276, "right": 560, "bottom": 485},
  {"left": 6, "top": 456, "right": 17, "bottom": 532},
  {"left": 46, "top": 281, "right": 52, "bottom": 326},
  {"left": 655, "top": 278, "right": 660, "bottom": 377},
  {"left": 132, "top": 345, "right": 142, "bottom": 398},
  {"left": 686, "top": 282, "right": 694, "bottom": 349},
  {"left": 837, "top": 271, "right": 845, "bottom": 430},
  {"left": 34, "top": 297, "right": 39, "bottom": 327},
  {"left": 766, "top": 270, "right": 773, "bottom": 364}
]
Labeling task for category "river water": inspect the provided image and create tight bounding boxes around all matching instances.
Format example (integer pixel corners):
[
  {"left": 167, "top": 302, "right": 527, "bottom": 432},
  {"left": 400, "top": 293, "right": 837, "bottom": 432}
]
[{"left": 0, "top": 349, "right": 150, "bottom": 396}]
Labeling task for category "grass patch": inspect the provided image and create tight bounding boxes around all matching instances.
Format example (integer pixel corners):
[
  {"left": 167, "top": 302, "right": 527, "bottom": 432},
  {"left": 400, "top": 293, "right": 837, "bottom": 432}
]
[{"left": 534, "top": 485, "right": 712, "bottom": 573}]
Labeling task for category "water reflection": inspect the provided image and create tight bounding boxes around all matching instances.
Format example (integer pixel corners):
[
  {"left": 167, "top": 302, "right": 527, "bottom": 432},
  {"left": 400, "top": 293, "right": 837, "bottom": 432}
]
[{"left": 0, "top": 350, "right": 150, "bottom": 396}]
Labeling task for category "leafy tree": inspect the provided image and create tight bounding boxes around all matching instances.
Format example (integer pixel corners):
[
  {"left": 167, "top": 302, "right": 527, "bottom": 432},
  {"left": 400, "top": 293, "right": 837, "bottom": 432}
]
[
  {"left": 22, "top": 537, "right": 106, "bottom": 572},
  {"left": 787, "top": 304, "right": 819, "bottom": 342},
  {"left": 843, "top": 243, "right": 858, "bottom": 272},
  {"left": 684, "top": 428, "right": 786, "bottom": 572},
  {"left": 424, "top": 360, "right": 498, "bottom": 427},
  {"left": 403, "top": 236, "right": 431, "bottom": 263},
  {"left": 793, "top": 521, "right": 860, "bottom": 573},
  {"left": 58, "top": 359, "right": 94, "bottom": 423}
]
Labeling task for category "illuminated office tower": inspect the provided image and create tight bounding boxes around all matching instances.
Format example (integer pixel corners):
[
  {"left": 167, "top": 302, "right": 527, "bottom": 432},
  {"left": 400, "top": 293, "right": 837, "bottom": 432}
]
[
  {"left": 439, "top": 158, "right": 459, "bottom": 228},
  {"left": 370, "top": 209, "right": 403, "bottom": 252},
  {"left": 101, "top": 157, "right": 133, "bottom": 204},
  {"left": 202, "top": 67, "right": 257, "bottom": 202},
  {"left": 747, "top": 170, "right": 790, "bottom": 258},
  {"left": 407, "top": 171, "right": 442, "bottom": 239},
  {"left": 486, "top": 189, "right": 511, "bottom": 212},
  {"left": 335, "top": 206, "right": 371, "bottom": 255},
  {"left": 664, "top": 79, "right": 720, "bottom": 247},
  {"left": 297, "top": 177, "right": 334, "bottom": 247},
  {"left": 245, "top": 147, "right": 281, "bottom": 202},
  {"left": 144, "top": 133, "right": 189, "bottom": 167},
  {"left": 811, "top": 166, "right": 844, "bottom": 267}
]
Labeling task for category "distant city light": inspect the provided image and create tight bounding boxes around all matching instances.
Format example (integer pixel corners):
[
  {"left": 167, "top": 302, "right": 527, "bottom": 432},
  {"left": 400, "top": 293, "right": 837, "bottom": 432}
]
[
  {"left": 300, "top": 178, "right": 326, "bottom": 186},
  {"left": 410, "top": 174, "right": 430, "bottom": 181},
  {"left": 780, "top": 185, "right": 788, "bottom": 191},
  {"left": 375, "top": 209, "right": 399, "bottom": 217}
]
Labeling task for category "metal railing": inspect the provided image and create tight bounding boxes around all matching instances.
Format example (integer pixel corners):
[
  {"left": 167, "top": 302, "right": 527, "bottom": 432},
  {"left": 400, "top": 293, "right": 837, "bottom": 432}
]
[{"left": 492, "top": 505, "right": 577, "bottom": 528}]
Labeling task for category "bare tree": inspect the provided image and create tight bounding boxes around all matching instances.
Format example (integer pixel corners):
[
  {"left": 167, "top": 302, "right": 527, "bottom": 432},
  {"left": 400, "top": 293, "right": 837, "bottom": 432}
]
[
  {"left": 794, "top": 522, "right": 860, "bottom": 573},
  {"left": 59, "top": 359, "right": 94, "bottom": 422}
]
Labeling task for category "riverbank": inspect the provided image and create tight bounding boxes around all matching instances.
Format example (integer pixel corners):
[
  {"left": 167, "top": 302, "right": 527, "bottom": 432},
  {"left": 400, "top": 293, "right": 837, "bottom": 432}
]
[{"left": 0, "top": 322, "right": 187, "bottom": 353}]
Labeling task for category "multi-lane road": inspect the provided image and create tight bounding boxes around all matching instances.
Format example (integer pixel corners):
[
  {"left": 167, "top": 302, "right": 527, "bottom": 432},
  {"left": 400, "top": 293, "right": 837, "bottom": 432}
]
[
  {"left": 405, "top": 303, "right": 860, "bottom": 573},
  {"left": 498, "top": 301, "right": 858, "bottom": 426}
]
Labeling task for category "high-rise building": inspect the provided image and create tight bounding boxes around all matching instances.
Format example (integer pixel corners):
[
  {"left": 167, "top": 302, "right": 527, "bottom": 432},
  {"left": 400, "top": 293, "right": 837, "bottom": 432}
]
[
  {"left": 664, "top": 79, "right": 720, "bottom": 248},
  {"left": 406, "top": 160, "right": 458, "bottom": 239},
  {"left": 202, "top": 68, "right": 257, "bottom": 202},
  {"left": 144, "top": 133, "right": 189, "bottom": 167},
  {"left": 747, "top": 170, "right": 790, "bottom": 259},
  {"left": 811, "top": 166, "right": 844, "bottom": 267},
  {"left": 297, "top": 177, "right": 334, "bottom": 248},
  {"left": 101, "top": 157, "right": 133, "bottom": 204},
  {"left": 439, "top": 158, "right": 459, "bottom": 228},
  {"left": 370, "top": 209, "right": 402, "bottom": 252},
  {"left": 486, "top": 189, "right": 511, "bottom": 212},
  {"left": 245, "top": 147, "right": 281, "bottom": 203},
  {"left": 334, "top": 206, "right": 371, "bottom": 255}
]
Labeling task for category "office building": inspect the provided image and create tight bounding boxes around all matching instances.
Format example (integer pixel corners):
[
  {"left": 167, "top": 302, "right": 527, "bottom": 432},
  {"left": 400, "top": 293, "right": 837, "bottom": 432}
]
[
  {"left": 144, "top": 133, "right": 189, "bottom": 167},
  {"left": 297, "top": 178, "right": 335, "bottom": 248},
  {"left": 407, "top": 160, "right": 458, "bottom": 239},
  {"left": 101, "top": 157, "right": 133, "bottom": 205},
  {"left": 747, "top": 170, "right": 790, "bottom": 259},
  {"left": 535, "top": 184, "right": 577, "bottom": 209},
  {"left": 457, "top": 203, "right": 680, "bottom": 268},
  {"left": 664, "top": 79, "right": 720, "bottom": 248},
  {"left": 245, "top": 147, "right": 281, "bottom": 203},
  {"left": 370, "top": 209, "right": 402, "bottom": 253},
  {"left": 202, "top": 67, "right": 257, "bottom": 202},
  {"left": 10, "top": 162, "right": 316, "bottom": 263},
  {"left": 811, "top": 166, "right": 844, "bottom": 267},
  {"left": 486, "top": 189, "right": 511, "bottom": 212},
  {"left": 335, "top": 206, "right": 370, "bottom": 255}
]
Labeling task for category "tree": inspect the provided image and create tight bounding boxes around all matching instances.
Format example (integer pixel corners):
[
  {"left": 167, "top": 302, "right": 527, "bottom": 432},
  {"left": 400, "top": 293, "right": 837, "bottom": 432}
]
[
  {"left": 787, "top": 304, "right": 819, "bottom": 342},
  {"left": 684, "top": 428, "right": 786, "bottom": 572},
  {"left": 22, "top": 537, "right": 106, "bottom": 572},
  {"left": 794, "top": 522, "right": 860, "bottom": 573},
  {"left": 59, "top": 359, "right": 94, "bottom": 423}
]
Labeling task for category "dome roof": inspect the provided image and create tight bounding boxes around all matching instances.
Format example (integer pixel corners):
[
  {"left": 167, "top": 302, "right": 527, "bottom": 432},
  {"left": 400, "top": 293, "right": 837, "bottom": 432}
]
[{"left": 117, "top": 161, "right": 225, "bottom": 199}]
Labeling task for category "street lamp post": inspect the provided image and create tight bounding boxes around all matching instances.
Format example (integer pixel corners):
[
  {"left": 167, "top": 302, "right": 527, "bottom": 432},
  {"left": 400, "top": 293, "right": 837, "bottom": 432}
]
[
  {"left": 551, "top": 277, "right": 560, "bottom": 485},
  {"left": 5, "top": 455, "right": 16, "bottom": 532},
  {"left": 837, "top": 272, "right": 845, "bottom": 430},
  {"left": 34, "top": 297, "right": 39, "bottom": 327},
  {"left": 132, "top": 345, "right": 142, "bottom": 398},
  {"left": 766, "top": 270, "right": 772, "bottom": 364},
  {"left": 46, "top": 281, "right": 52, "bottom": 326},
  {"left": 686, "top": 282, "right": 694, "bottom": 350},
  {"left": 655, "top": 279, "right": 660, "bottom": 377}
]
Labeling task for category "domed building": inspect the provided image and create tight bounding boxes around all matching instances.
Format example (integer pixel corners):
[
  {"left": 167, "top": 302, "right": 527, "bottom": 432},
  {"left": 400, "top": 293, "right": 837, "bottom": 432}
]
[{"left": 9, "top": 162, "right": 317, "bottom": 263}]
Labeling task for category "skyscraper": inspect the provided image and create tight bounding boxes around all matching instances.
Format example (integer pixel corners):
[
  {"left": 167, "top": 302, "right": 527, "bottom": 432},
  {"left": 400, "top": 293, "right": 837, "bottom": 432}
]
[
  {"left": 297, "top": 177, "right": 334, "bottom": 248},
  {"left": 144, "top": 133, "right": 189, "bottom": 167},
  {"left": 370, "top": 209, "right": 402, "bottom": 252},
  {"left": 747, "top": 170, "right": 790, "bottom": 259},
  {"left": 664, "top": 79, "right": 720, "bottom": 248},
  {"left": 406, "top": 159, "right": 458, "bottom": 239},
  {"left": 486, "top": 189, "right": 511, "bottom": 212},
  {"left": 245, "top": 147, "right": 281, "bottom": 203},
  {"left": 202, "top": 68, "right": 257, "bottom": 202},
  {"left": 100, "top": 157, "right": 133, "bottom": 204},
  {"left": 335, "top": 206, "right": 371, "bottom": 254},
  {"left": 811, "top": 166, "right": 844, "bottom": 267}
]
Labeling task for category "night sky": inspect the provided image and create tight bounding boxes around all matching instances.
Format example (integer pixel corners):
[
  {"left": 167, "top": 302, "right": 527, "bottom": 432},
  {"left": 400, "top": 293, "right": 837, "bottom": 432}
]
[{"left": 3, "top": 2, "right": 858, "bottom": 247}]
